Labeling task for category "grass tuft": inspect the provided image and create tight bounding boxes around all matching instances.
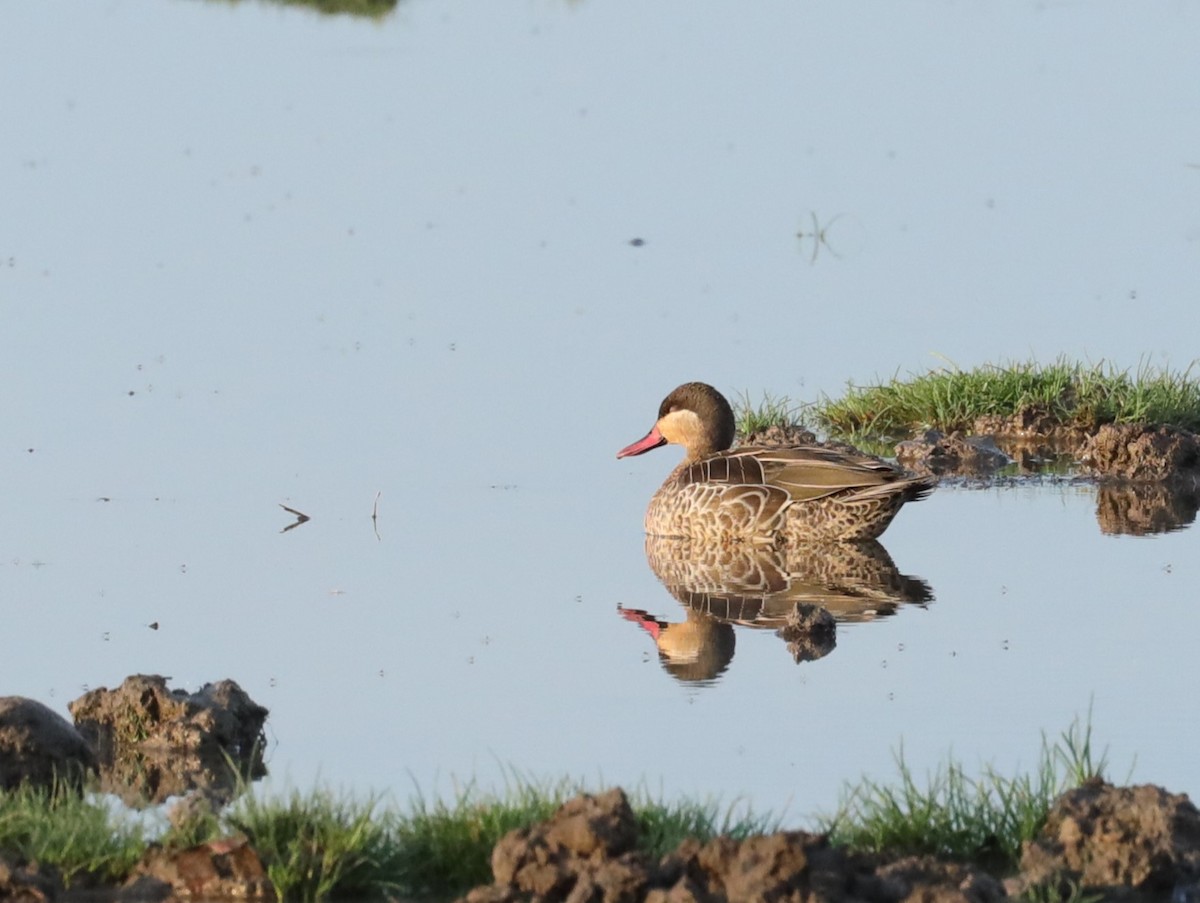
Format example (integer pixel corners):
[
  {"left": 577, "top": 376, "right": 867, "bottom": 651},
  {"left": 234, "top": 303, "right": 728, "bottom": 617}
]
[
  {"left": 734, "top": 390, "right": 807, "bottom": 436},
  {"left": 816, "top": 358, "right": 1200, "bottom": 439},
  {"left": 389, "top": 775, "right": 577, "bottom": 898},
  {"left": 822, "top": 714, "right": 1107, "bottom": 873},
  {"left": 226, "top": 786, "right": 401, "bottom": 902},
  {"left": 636, "top": 795, "right": 779, "bottom": 857},
  {"left": 0, "top": 783, "right": 145, "bottom": 885}
]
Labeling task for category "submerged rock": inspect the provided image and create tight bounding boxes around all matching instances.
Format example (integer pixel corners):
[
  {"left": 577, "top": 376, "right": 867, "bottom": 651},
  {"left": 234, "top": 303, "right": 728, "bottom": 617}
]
[{"left": 0, "top": 696, "right": 96, "bottom": 791}]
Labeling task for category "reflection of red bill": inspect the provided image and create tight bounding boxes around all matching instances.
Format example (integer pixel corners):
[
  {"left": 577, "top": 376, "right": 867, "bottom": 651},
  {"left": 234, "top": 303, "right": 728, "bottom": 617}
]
[{"left": 617, "top": 605, "right": 661, "bottom": 640}]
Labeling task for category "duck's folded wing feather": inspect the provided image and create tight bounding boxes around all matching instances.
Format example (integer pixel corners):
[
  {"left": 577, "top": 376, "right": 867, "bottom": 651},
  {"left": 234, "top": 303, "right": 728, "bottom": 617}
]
[{"left": 720, "top": 446, "right": 909, "bottom": 503}]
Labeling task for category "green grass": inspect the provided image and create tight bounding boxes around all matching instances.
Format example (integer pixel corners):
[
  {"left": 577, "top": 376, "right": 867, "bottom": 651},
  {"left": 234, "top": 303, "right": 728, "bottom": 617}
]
[
  {"left": 816, "top": 359, "right": 1200, "bottom": 439},
  {"left": 0, "top": 784, "right": 145, "bottom": 885},
  {"left": 821, "top": 714, "right": 1107, "bottom": 874},
  {"left": 635, "top": 793, "right": 778, "bottom": 857},
  {"left": 734, "top": 389, "right": 807, "bottom": 436},
  {"left": 387, "top": 776, "right": 573, "bottom": 898},
  {"left": 227, "top": 786, "right": 403, "bottom": 902}
]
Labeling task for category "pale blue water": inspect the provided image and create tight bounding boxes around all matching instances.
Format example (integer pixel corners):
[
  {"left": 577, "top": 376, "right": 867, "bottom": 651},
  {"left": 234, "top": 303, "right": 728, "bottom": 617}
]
[{"left": 2, "top": 0, "right": 1199, "bottom": 819}]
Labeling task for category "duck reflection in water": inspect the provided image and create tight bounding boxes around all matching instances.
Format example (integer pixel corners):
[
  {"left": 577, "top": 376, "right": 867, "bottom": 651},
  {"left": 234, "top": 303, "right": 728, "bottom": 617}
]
[{"left": 619, "top": 536, "right": 933, "bottom": 682}]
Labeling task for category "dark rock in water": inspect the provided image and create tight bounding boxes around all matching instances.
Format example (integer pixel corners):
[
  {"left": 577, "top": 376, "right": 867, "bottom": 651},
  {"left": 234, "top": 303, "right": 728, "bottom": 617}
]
[
  {"left": 1014, "top": 780, "right": 1200, "bottom": 898},
  {"left": 895, "top": 430, "right": 1010, "bottom": 477},
  {"left": 69, "top": 674, "right": 268, "bottom": 807},
  {"left": 0, "top": 696, "right": 96, "bottom": 791},
  {"left": 1079, "top": 423, "right": 1200, "bottom": 482}
]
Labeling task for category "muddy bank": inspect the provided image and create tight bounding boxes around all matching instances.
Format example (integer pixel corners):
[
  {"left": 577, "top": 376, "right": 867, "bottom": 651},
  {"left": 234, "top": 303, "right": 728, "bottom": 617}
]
[
  {"left": 460, "top": 783, "right": 1200, "bottom": 903},
  {"left": 889, "top": 418, "right": 1200, "bottom": 535},
  {"left": 2, "top": 777, "right": 1199, "bottom": 900},
  {"left": 0, "top": 837, "right": 274, "bottom": 902},
  {"left": 894, "top": 416, "right": 1200, "bottom": 483},
  {"left": 6, "top": 690, "right": 1200, "bottom": 902}
]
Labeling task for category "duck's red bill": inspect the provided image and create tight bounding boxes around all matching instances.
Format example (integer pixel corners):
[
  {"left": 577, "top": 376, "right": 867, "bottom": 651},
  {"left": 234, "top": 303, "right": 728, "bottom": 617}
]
[{"left": 617, "top": 425, "right": 666, "bottom": 458}]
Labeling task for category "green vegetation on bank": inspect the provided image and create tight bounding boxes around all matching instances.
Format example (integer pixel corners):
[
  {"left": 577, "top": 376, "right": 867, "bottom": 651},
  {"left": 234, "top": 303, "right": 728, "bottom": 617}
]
[
  {"left": 0, "top": 719, "right": 1111, "bottom": 901},
  {"left": 226, "top": 787, "right": 401, "bottom": 901},
  {"left": 823, "top": 715, "right": 1106, "bottom": 874},
  {"left": 734, "top": 389, "right": 808, "bottom": 437},
  {"left": 0, "top": 783, "right": 145, "bottom": 885},
  {"left": 815, "top": 359, "right": 1200, "bottom": 439}
]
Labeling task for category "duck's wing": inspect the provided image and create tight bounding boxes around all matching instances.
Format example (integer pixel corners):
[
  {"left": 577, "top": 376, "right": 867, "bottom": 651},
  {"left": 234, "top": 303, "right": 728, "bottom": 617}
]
[{"left": 731, "top": 445, "right": 926, "bottom": 503}]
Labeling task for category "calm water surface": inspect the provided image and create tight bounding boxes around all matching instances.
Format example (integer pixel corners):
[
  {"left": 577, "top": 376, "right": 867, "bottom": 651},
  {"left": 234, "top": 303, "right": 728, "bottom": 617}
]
[{"left": 2, "top": 0, "right": 1199, "bottom": 818}]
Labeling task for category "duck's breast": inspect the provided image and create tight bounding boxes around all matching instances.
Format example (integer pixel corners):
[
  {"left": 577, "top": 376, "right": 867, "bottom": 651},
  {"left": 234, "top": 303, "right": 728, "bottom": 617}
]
[{"left": 645, "top": 452, "right": 791, "bottom": 539}]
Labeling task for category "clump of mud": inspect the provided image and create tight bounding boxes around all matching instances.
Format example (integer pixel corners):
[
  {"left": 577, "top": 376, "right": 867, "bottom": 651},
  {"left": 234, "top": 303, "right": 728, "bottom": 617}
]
[
  {"left": 971, "top": 406, "right": 1090, "bottom": 447},
  {"left": 69, "top": 674, "right": 268, "bottom": 806},
  {"left": 1013, "top": 779, "right": 1200, "bottom": 900},
  {"left": 1079, "top": 423, "right": 1200, "bottom": 482},
  {"left": 895, "top": 430, "right": 1011, "bottom": 477},
  {"left": 741, "top": 424, "right": 819, "bottom": 447},
  {"left": 460, "top": 781, "right": 1200, "bottom": 903}
]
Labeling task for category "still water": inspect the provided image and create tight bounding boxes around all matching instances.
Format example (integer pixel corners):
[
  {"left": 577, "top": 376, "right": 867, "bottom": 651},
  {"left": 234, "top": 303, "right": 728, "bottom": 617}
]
[{"left": 2, "top": 0, "right": 1199, "bottom": 819}]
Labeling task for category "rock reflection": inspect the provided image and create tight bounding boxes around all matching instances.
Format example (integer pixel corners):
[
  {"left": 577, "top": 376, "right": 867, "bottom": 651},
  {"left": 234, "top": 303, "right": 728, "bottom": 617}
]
[
  {"left": 620, "top": 538, "right": 932, "bottom": 682},
  {"left": 1094, "top": 479, "right": 1200, "bottom": 535}
]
